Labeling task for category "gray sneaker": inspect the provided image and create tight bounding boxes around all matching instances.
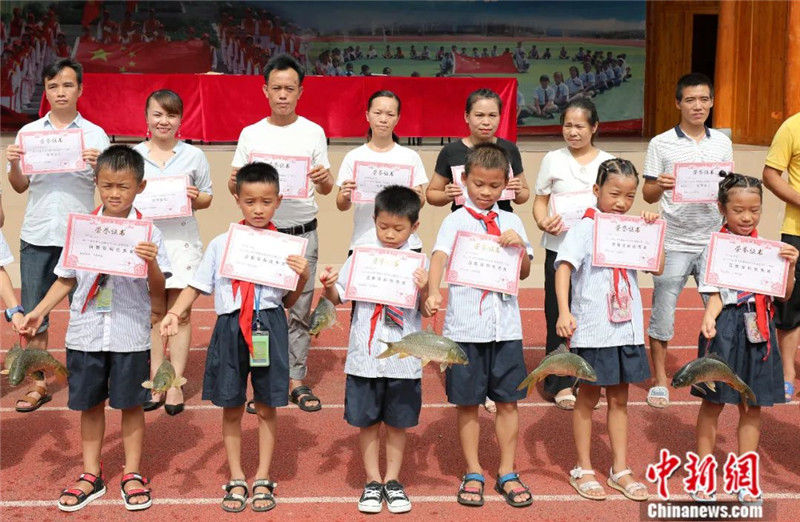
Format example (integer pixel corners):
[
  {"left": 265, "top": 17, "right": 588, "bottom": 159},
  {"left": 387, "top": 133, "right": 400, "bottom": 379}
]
[
  {"left": 383, "top": 480, "right": 411, "bottom": 514},
  {"left": 358, "top": 481, "right": 383, "bottom": 513}
]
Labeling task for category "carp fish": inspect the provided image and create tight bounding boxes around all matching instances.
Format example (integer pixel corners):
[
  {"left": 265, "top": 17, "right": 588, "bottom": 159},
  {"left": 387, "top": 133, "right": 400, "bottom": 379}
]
[
  {"left": 376, "top": 330, "right": 468, "bottom": 372},
  {"left": 141, "top": 360, "right": 187, "bottom": 394},
  {"left": 671, "top": 354, "right": 757, "bottom": 410},
  {"left": 1, "top": 345, "right": 68, "bottom": 386},
  {"left": 309, "top": 297, "right": 337, "bottom": 336},
  {"left": 516, "top": 344, "right": 597, "bottom": 395}
]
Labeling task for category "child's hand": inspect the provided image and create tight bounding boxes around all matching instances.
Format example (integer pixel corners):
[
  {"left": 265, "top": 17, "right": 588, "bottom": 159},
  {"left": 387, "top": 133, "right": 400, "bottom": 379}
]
[
  {"left": 641, "top": 211, "right": 660, "bottom": 224},
  {"left": 538, "top": 214, "right": 564, "bottom": 235},
  {"left": 506, "top": 176, "right": 522, "bottom": 194},
  {"left": 499, "top": 229, "right": 524, "bottom": 248},
  {"left": 5, "top": 144, "right": 23, "bottom": 164},
  {"left": 10, "top": 312, "right": 25, "bottom": 334},
  {"left": 319, "top": 265, "right": 339, "bottom": 288},
  {"left": 307, "top": 165, "right": 329, "bottom": 186},
  {"left": 556, "top": 312, "right": 577, "bottom": 338},
  {"left": 780, "top": 243, "right": 799, "bottom": 266},
  {"left": 655, "top": 173, "right": 675, "bottom": 190},
  {"left": 700, "top": 314, "right": 717, "bottom": 339},
  {"left": 135, "top": 241, "right": 159, "bottom": 264},
  {"left": 186, "top": 185, "right": 200, "bottom": 200},
  {"left": 82, "top": 148, "right": 102, "bottom": 168},
  {"left": 424, "top": 291, "right": 442, "bottom": 316},
  {"left": 443, "top": 182, "right": 463, "bottom": 200},
  {"left": 339, "top": 180, "right": 356, "bottom": 201},
  {"left": 287, "top": 254, "right": 309, "bottom": 280},
  {"left": 18, "top": 312, "right": 43, "bottom": 337},
  {"left": 160, "top": 312, "right": 179, "bottom": 337},
  {"left": 413, "top": 268, "right": 428, "bottom": 289}
]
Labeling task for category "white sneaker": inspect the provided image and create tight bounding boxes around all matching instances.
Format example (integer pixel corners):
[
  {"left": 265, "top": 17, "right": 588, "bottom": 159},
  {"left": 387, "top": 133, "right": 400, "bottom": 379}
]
[
  {"left": 383, "top": 480, "right": 411, "bottom": 514},
  {"left": 358, "top": 481, "right": 383, "bottom": 513}
]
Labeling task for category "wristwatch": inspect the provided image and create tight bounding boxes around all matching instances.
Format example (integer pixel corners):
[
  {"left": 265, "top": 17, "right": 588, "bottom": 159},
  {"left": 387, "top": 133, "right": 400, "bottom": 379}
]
[{"left": 4, "top": 305, "right": 23, "bottom": 322}]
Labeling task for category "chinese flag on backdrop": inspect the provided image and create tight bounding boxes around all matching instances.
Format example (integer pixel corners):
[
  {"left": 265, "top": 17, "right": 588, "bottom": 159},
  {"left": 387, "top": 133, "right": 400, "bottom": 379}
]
[
  {"left": 76, "top": 40, "right": 212, "bottom": 74},
  {"left": 81, "top": 0, "right": 103, "bottom": 27}
]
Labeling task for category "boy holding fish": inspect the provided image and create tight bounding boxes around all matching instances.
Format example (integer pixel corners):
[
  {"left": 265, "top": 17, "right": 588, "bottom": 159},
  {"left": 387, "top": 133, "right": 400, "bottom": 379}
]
[
  {"left": 19, "top": 145, "right": 171, "bottom": 512},
  {"left": 424, "top": 143, "right": 534, "bottom": 509},
  {"left": 318, "top": 185, "right": 434, "bottom": 514},
  {"left": 161, "top": 163, "right": 309, "bottom": 513}
]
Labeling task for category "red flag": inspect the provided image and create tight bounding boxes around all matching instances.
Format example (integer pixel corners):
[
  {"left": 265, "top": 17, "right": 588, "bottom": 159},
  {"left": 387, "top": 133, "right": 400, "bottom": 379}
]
[
  {"left": 126, "top": 1, "right": 138, "bottom": 14},
  {"left": 81, "top": 0, "right": 103, "bottom": 28},
  {"left": 75, "top": 40, "right": 212, "bottom": 73},
  {"left": 452, "top": 53, "right": 518, "bottom": 74}
]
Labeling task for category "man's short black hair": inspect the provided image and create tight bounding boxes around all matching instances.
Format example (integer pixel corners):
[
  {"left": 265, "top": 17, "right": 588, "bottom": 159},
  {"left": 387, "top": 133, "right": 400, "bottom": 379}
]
[
  {"left": 235, "top": 162, "right": 280, "bottom": 194},
  {"left": 42, "top": 58, "right": 83, "bottom": 85},
  {"left": 263, "top": 53, "right": 304, "bottom": 84},
  {"left": 95, "top": 145, "right": 144, "bottom": 182},
  {"left": 675, "top": 72, "right": 714, "bottom": 101},
  {"left": 374, "top": 185, "right": 420, "bottom": 224}
]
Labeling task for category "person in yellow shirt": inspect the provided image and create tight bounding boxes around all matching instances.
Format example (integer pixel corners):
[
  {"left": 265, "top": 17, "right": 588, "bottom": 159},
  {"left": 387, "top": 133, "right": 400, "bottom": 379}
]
[{"left": 762, "top": 112, "right": 800, "bottom": 402}]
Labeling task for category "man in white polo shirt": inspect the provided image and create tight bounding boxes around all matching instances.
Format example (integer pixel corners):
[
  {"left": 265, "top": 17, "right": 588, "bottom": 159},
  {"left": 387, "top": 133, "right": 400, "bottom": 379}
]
[
  {"left": 228, "top": 53, "right": 333, "bottom": 413},
  {"left": 641, "top": 73, "right": 733, "bottom": 408},
  {"left": 5, "top": 58, "right": 110, "bottom": 413}
]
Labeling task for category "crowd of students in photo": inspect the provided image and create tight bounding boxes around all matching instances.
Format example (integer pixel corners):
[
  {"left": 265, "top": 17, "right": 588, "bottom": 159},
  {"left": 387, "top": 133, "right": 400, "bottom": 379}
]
[{"left": 2, "top": 53, "right": 799, "bottom": 514}]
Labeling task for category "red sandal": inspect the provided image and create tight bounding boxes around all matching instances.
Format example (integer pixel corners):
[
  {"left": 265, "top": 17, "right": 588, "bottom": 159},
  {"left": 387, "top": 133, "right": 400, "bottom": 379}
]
[
  {"left": 120, "top": 472, "right": 152, "bottom": 511},
  {"left": 57, "top": 471, "right": 106, "bottom": 512}
]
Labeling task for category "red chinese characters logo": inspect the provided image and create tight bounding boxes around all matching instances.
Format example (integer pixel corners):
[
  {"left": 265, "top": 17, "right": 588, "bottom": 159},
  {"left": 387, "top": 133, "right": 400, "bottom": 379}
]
[
  {"left": 683, "top": 452, "right": 717, "bottom": 497},
  {"left": 646, "top": 449, "right": 681, "bottom": 500},
  {"left": 723, "top": 451, "right": 761, "bottom": 498},
  {"left": 647, "top": 449, "right": 761, "bottom": 500}
]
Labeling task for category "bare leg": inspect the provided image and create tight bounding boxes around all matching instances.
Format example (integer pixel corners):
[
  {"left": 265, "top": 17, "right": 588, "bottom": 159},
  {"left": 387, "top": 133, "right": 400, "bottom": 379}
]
[
  {"left": 573, "top": 384, "right": 603, "bottom": 493},
  {"left": 121, "top": 406, "right": 148, "bottom": 504},
  {"left": 59, "top": 402, "right": 105, "bottom": 506},
  {"left": 252, "top": 403, "right": 277, "bottom": 510},
  {"left": 495, "top": 401, "right": 530, "bottom": 504},
  {"left": 358, "top": 423, "right": 382, "bottom": 483},
  {"left": 456, "top": 405, "right": 482, "bottom": 502},
  {"left": 648, "top": 338, "right": 669, "bottom": 407},
  {"left": 384, "top": 425, "right": 407, "bottom": 482},
  {"left": 694, "top": 399, "right": 724, "bottom": 500},
  {"left": 165, "top": 289, "right": 189, "bottom": 406},
  {"left": 222, "top": 406, "right": 246, "bottom": 511}
]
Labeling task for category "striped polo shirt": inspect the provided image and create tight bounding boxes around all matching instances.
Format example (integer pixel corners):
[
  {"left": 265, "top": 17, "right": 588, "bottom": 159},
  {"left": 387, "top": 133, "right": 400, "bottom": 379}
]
[{"left": 643, "top": 125, "right": 733, "bottom": 253}]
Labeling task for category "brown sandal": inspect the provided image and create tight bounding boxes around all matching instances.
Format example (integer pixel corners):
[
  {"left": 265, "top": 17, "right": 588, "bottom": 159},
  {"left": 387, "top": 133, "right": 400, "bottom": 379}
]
[{"left": 15, "top": 385, "right": 52, "bottom": 412}]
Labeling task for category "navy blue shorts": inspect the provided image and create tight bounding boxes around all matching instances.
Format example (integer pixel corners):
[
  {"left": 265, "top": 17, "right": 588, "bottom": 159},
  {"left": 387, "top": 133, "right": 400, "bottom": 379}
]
[
  {"left": 66, "top": 349, "right": 150, "bottom": 411},
  {"left": 445, "top": 340, "right": 528, "bottom": 405},
  {"left": 20, "top": 240, "right": 63, "bottom": 334},
  {"left": 573, "top": 345, "right": 651, "bottom": 387},
  {"left": 203, "top": 307, "right": 289, "bottom": 408},
  {"left": 344, "top": 374, "right": 421, "bottom": 428}
]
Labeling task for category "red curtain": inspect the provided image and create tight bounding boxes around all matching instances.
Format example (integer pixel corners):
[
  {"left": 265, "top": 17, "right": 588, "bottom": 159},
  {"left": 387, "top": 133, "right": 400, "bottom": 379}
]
[
  {"left": 41, "top": 74, "right": 517, "bottom": 142},
  {"left": 76, "top": 41, "right": 212, "bottom": 74},
  {"left": 452, "top": 53, "right": 518, "bottom": 74}
]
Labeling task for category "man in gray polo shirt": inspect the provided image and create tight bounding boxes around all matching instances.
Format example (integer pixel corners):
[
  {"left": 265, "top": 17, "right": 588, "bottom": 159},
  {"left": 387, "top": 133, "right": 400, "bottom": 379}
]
[{"left": 641, "top": 73, "right": 733, "bottom": 408}]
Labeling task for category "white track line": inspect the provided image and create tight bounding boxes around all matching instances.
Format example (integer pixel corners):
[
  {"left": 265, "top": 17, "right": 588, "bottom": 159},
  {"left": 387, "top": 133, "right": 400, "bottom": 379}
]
[
  {"left": 2, "top": 401, "right": 798, "bottom": 413},
  {"left": 2, "top": 492, "right": 800, "bottom": 508}
]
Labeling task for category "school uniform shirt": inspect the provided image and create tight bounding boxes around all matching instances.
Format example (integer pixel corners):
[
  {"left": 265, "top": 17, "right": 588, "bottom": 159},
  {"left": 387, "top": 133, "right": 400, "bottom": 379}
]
[
  {"left": 11, "top": 112, "right": 110, "bottom": 247},
  {"left": 535, "top": 147, "right": 614, "bottom": 252},
  {"left": 0, "top": 230, "right": 12, "bottom": 266},
  {"left": 336, "top": 143, "right": 428, "bottom": 250},
  {"left": 566, "top": 76, "right": 584, "bottom": 95},
  {"left": 580, "top": 71, "right": 595, "bottom": 87},
  {"left": 335, "top": 238, "right": 425, "bottom": 379},
  {"left": 190, "top": 231, "right": 288, "bottom": 315},
  {"left": 554, "top": 211, "right": 645, "bottom": 348},
  {"left": 231, "top": 116, "right": 331, "bottom": 228},
  {"left": 133, "top": 141, "right": 213, "bottom": 288},
  {"left": 53, "top": 208, "right": 172, "bottom": 353},
  {"left": 534, "top": 85, "right": 553, "bottom": 106},
  {"left": 432, "top": 198, "right": 534, "bottom": 343},
  {"left": 553, "top": 82, "right": 569, "bottom": 104},
  {"left": 643, "top": 125, "right": 733, "bottom": 253}
]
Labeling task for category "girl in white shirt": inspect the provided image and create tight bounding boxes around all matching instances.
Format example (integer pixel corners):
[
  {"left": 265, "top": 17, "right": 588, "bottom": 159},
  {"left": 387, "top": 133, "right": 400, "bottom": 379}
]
[
  {"left": 533, "top": 98, "right": 613, "bottom": 410},
  {"left": 135, "top": 89, "right": 213, "bottom": 415},
  {"left": 336, "top": 90, "right": 428, "bottom": 253}
]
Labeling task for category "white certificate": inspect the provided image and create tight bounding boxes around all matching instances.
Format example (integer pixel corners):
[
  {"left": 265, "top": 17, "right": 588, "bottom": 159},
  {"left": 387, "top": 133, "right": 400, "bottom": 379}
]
[
  {"left": 592, "top": 213, "right": 666, "bottom": 271},
  {"left": 445, "top": 231, "right": 524, "bottom": 295},
  {"left": 704, "top": 232, "right": 789, "bottom": 297},
  {"left": 249, "top": 152, "right": 311, "bottom": 199},
  {"left": 673, "top": 161, "right": 735, "bottom": 203},
  {"left": 351, "top": 161, "right": 414, "bottom": 203},
  {"left": 549, "top": 189, "right": 596, "bottom": 232},
  {"left": 19, "top": 128, "right": 86, "bottom": 175},
  {"left": 218, "top": 223, "right": 308, "bottom": 291},
  {"left": 451, "top": 165, "right": 515, "bottom": 205},
  {"left": 344, "top": 247, "right": 426, "bottom": 308},
  {"left": 62, "top": 213, "right": 153, "bottom": 278},
  {"left": 135, "top": 175, "right": 192, "bottom": 220}
]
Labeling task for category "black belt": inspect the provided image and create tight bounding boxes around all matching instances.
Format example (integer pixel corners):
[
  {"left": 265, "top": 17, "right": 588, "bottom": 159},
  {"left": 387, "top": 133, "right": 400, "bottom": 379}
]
[{"left": 277, "top": 218, "right": 317, "bottom": 236}]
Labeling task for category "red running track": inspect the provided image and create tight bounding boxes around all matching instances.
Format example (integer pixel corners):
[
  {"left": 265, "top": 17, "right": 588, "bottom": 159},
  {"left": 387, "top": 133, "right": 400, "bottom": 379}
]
[{"left": 1, "top": 289, "right": 799, "bottom": 521}]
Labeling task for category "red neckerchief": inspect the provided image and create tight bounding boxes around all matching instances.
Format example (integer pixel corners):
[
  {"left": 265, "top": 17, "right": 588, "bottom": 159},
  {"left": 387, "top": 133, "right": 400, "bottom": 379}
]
[
  {"left": 232, "top": 219, "right": 277, "bottom": 354},
  {"left": 583, "top": 208, "right": 631, "bottom": 305},
  {"left": 721, "top": 225, "right": 773, "bottom": 361},
  {"left": 81, "top": 205, "right": 143, "bottom": 313},
  {"left": 367, "top": 304, "right": 404, "bottom": 355},
  {"left": 464, "top": 206, "right": 501, "bottom": 315}
]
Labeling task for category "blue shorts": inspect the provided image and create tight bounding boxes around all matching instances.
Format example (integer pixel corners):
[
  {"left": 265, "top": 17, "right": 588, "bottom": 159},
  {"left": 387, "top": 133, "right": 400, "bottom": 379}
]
[
  {"left": 445, "top": 340, "right": 527, "bottom": 405},
  {"left": 66, "top": 349, "right": 150, "bottom": 411},
  {"left": 20, "top": 240, "right": 63, "bottom": 334},
  {"left": 573, "top": 345, "right": 651, "bottom": 387},
  {"left": 344, "top": 374, "right": 421, "bottom": 429},
  {"left": 202, "top": 308, "right": 289, "bottom": 408}
]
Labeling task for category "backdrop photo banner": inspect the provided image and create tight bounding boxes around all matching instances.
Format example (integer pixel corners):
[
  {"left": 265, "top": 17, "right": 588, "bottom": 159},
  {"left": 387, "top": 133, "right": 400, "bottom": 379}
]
[
  {"left": 76, "top": 41, "right": 213, "bottom": 74},
  {"left": 39, "top": 74, "right": 517, "bottom": 142}
]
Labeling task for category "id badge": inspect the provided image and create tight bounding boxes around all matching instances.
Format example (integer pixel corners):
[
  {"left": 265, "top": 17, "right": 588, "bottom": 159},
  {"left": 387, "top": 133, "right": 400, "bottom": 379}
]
[
  {"left": 250, "top": 330, "right": 270, "bottom": 367},
  {"left": 95, "top": 282, "right": 113, "bottom": 313},
  {"left": 607, "top": 291, "right": 632, "bottom": 323},
  {"left": 743, "top": 312, "right": 767, "bottom": 343}
]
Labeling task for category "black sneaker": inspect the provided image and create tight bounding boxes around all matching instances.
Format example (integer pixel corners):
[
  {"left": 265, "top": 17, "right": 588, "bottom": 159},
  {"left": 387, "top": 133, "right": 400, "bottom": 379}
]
[
  {"left": 383, "top": 480, "right": 411, "bottom": 514},
  {"left": 358, "top": 481, "right": 383, "bottom": 513}
]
